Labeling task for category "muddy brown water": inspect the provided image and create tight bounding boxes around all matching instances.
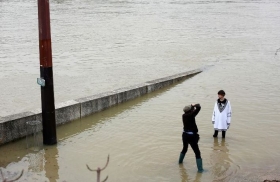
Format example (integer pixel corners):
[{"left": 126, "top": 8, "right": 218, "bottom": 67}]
[{"left": 1, "top": 0, "right": 280, "bottom": 181}]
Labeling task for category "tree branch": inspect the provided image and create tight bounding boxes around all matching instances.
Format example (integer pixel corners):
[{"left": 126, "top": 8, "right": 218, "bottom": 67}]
[
  {"left": 86, "top": 164, "right": 97, "bottom": 172},
  {"left": 101, "top": 175, "right": 108, "bottom": 182},
  {"left": 100, "top": 155, "right": 110, "bottom": 171}
]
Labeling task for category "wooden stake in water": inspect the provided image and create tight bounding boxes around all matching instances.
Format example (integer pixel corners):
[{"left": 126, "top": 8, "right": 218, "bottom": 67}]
[{"left": 86, "top": 155, "right": 109, "bottom": 182}]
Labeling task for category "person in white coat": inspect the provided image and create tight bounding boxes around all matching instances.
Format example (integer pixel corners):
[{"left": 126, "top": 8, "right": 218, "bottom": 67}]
[{"left": 212, "top": 90, "right": 232, "bottom": 138}]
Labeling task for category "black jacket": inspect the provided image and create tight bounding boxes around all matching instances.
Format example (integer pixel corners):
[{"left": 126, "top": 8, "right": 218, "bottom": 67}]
[{"left": 182, "top": 104, "right": 201, "bottom": 133}]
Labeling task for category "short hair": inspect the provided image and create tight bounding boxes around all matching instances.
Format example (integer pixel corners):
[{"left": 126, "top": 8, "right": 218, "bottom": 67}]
[{"left": 218, "top": 90, "right": 226, "bottom": 96}]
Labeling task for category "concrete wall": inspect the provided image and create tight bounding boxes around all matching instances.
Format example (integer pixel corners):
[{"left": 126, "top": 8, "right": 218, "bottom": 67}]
[{"left": 0, "top": 68, "right": 202, "bottom": 146}]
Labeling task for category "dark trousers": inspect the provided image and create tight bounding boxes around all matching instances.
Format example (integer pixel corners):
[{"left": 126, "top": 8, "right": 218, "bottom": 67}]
[
  {"left": 181, "top": 132, "right": 201, "bottom": 159},
  {"left": 213, "top": 130, "right": 226, "bottom": 138}
]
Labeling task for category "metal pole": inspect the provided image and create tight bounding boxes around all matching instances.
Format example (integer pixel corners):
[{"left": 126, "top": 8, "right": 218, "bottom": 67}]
[{"left": 37, "top": 0, "right": 57, "bottom": 145}]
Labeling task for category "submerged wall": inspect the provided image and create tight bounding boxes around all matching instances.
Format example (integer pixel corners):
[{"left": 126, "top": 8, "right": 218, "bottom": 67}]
[{"left": 0, "top": 68, "right": 203, "bottom": 145}]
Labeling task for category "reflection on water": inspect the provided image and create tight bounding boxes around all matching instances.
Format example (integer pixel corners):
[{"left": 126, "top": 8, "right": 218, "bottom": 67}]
[
  {"left": 44, "top": 146, "right": 59, "bottom": 182},
  {"left": 28, "top": 151, "right": 44, "bottom": 173},
  {"left": 25, "top": 121, "right": 43, "bottom": 152},
  {"left": 210, "top": 138, "right": 232, "bottom": 182},
  {"left": 180, "top": 164, "right": 202, "bottom": 182}
]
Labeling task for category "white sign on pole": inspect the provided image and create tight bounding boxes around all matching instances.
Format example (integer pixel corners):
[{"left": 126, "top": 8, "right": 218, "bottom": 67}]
[{"left": 37, "top": 78, "right": 45, "bottom": 87}]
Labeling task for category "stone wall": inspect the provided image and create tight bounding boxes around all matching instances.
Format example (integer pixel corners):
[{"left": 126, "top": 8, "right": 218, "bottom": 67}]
[{"left": 0, "top": 68, "right": 202, "bottom": 145}]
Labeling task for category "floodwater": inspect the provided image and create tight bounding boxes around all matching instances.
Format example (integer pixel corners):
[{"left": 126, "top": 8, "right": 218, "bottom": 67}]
[{"left": 1, "top": 0, "right": 280, "bottom": 181}]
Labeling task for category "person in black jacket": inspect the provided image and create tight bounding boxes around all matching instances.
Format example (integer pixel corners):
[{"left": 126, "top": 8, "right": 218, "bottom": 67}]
[{"left": 178, "top": 103, "right": 204, "bottom": 173}]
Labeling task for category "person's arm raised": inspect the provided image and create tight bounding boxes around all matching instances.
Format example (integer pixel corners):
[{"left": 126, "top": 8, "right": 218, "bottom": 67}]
[{"left": 192, "top": 104, "right": 201, "bottom": 117}]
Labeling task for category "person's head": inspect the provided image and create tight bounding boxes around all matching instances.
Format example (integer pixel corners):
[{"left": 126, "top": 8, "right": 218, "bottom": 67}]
[
  {"left": 217, "top": 90, "right": 226, "bottom": 99},
  {"left": 183, "top": 105, "right": 193, "bottom": 113}
]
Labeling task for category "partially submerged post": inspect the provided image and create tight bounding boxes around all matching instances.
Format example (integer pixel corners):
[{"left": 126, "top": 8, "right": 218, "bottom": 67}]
[
  {"left": 87, "top": 155, "right": 110, "bottom": 182},
  {"left": 37, "top": 0, "right": 57, "bottom": 145}
]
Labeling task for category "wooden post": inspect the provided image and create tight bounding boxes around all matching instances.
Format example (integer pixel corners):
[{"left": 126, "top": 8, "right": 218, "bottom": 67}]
[{"left": 37, "top": 0, "right": 57, "bottom": 145}]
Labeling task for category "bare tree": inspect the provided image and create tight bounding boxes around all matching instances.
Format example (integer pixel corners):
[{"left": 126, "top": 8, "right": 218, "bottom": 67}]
[
  {"left": 0, "top": 169, "right": 23, "bottom": 182},
  {"left": 86, "top": 155, "right": 109, "bottom": 182}
]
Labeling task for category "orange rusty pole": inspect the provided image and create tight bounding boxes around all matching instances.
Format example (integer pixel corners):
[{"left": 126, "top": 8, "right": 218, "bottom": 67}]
[{"left": 37, "top": 0, "right": 57, "bottom": 145}]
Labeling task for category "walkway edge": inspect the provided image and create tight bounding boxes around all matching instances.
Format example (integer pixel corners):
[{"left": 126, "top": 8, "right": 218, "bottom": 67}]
[{"left": 0, "top": 67, "right": 204, "bottom": 146}]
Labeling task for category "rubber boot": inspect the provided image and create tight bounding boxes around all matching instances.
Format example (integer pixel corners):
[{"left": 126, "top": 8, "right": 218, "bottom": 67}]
[
  {"left": 213, "top": 130, "right": 218, "bottom": 138},
  {"left": 222, "top": 131, "right": 226, "bottom": 138},
  {"left": 196, "top": 158, "right": 204, "bottom": 173},
  {"left": 179, "top": 153, "right": 185, "bottom": 164}
]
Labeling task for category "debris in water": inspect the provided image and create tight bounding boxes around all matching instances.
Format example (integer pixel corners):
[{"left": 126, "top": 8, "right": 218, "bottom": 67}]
[
  {"left": 0, "top": 169, "right": 24, "bottom": 182},
  {"left": 87, "top": 155, "right": 109, "bottom": 182}
]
